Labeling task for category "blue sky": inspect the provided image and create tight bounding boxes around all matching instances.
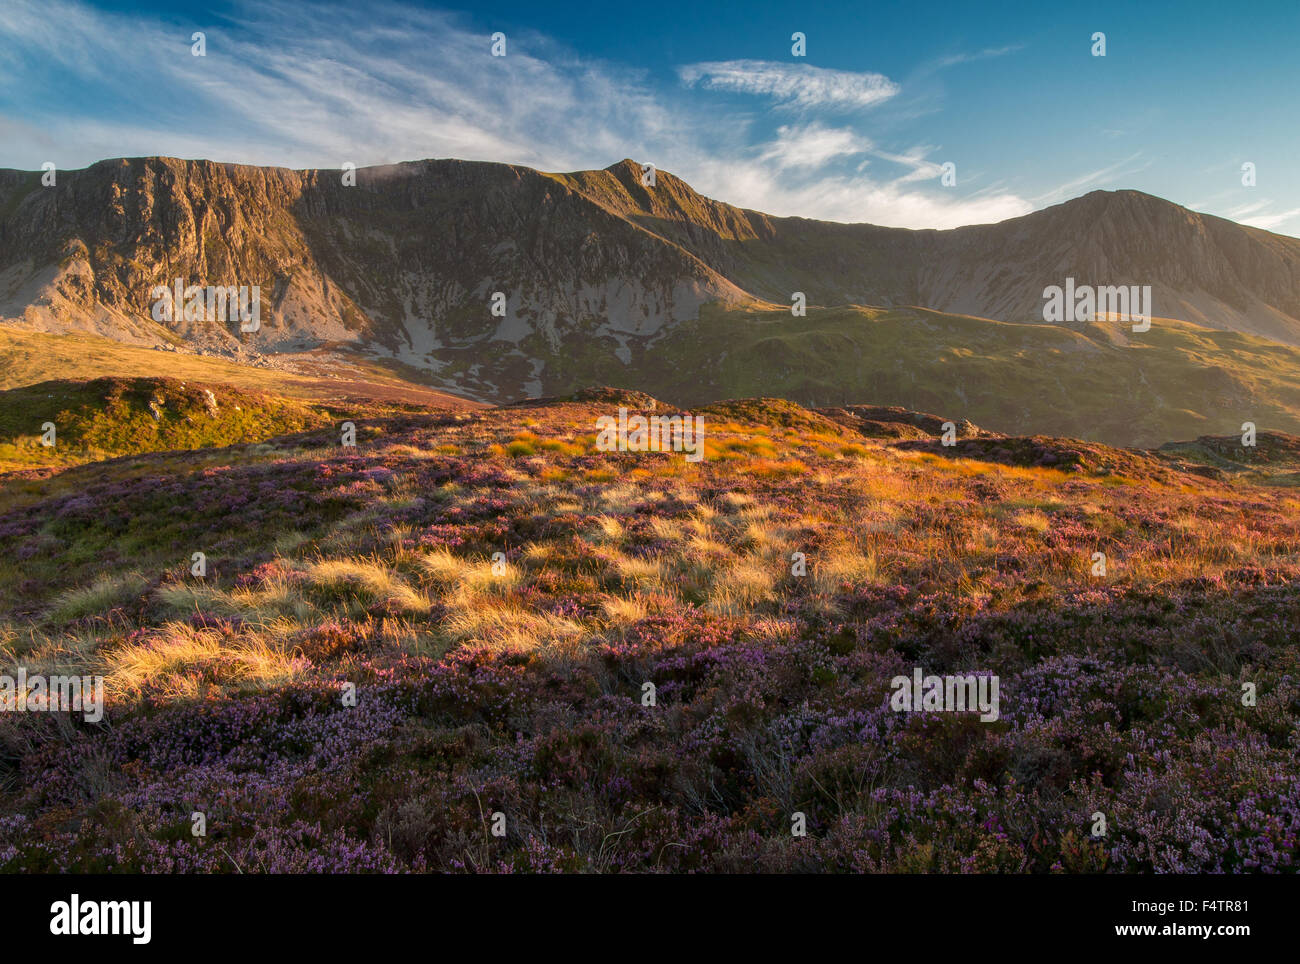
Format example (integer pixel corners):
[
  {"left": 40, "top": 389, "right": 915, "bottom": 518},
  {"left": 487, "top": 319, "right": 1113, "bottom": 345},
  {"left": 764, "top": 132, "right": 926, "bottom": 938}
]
[{"left": 1, "top": 0, "right": 1297, "bottom": 233}]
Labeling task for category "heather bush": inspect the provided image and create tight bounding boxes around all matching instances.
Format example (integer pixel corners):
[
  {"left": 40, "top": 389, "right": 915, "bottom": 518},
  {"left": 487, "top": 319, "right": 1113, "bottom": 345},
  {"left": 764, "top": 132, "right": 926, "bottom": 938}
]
[{"left": 0, "top": 397, "right": 1296, "bottom": 872}]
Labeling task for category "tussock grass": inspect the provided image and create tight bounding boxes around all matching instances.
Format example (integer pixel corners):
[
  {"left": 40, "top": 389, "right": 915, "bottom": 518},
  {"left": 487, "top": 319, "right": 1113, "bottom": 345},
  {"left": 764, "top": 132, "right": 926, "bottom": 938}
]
[
  {"left": 106, "top": 623, "right": 307, "bottom": 701},
  {"left": 415, "top": 548, "right": 465, "bottom": 587},
  {"left": 458, "top": 558, "right": 523, "bottom": 595},
  {"left": 600, "top": 593, "right": 659, "bottom": 627},
  {"left": 802, "top": 543, "right": 882, "bottom": 615},
  {"left": 50, "top": 572, "right": 149, "bottom": 623},
  {"left": 306, "top": 557, "right": 432, "bottom": 614},
  {"left": 611, "top": 554, "right": 666, "bottom": 592},
  {"left": 707, "top": 560, "right": 777, "bottom": 615},
  {"left": 582, "top": 515, "right": 626, "bottom": 546},
  {"left": 440, "top": 599, "right": 586, "bottom": 656},
  {"left": 1013, "top": 510, "right": 1052, "bottom": 533}
]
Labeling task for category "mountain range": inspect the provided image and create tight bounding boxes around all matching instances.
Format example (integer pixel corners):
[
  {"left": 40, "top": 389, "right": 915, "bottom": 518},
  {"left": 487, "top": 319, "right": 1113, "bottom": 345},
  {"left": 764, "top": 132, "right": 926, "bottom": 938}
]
[
  {"left": 4, "top": 155, "right": 1300, "bottom": 446},
  {"left": 3, "top": 165, "right": 1300, "bottom": 879}
]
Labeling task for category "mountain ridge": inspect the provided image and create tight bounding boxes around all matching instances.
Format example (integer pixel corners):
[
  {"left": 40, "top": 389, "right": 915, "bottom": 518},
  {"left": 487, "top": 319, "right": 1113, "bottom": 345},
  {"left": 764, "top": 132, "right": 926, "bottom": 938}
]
[{"left": 4, "top": 154, "right": 1300, "bottom": 425}]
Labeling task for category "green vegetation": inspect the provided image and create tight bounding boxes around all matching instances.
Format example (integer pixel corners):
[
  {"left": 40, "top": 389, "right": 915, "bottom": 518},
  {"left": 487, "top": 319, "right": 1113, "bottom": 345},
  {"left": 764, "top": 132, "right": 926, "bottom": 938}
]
[
  {"left": 0, "top": 377, "right": 327, "bottom": 467},
  {"left": 630, "top": 304, "right": 1300, "bottom": 448}
]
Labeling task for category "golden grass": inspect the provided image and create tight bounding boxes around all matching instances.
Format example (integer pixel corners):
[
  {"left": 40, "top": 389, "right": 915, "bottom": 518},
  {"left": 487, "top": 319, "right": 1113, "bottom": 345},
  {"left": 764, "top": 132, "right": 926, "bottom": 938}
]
[
  {"left": 306, "top": 557, "right": 432, "bottom": 614},
  {"left": 440, "top": 599, "right": 587, "bottom": 656},
  {"left": 583, "top": 515, "right": 626, "bottom": 545},
  {"left": 600, "top": 593, "right": 658, "bottom": 626},
  {"left": 415, "top": 548, "right": 465, "bottom": 587},
  {"left": 458, "top": 558, "right": 523, "bottom": 595},
  {"left": 802, "top": 544, "right": 882, "bottom": 615},
  {"left": 1013, "top": 509, "right": 1052, "bottom": 533},
  {"left": 106, "top": 622, "right": 307, "bottom": 701},
  {"left": 707, "top": 559, "right": 777, "bottom": 615},
  {"left": 12, "top": 372, "right": 1298, "bottom": 716},
  {"left": 611, "top": 554, "right": 666, "bottom": 592}
]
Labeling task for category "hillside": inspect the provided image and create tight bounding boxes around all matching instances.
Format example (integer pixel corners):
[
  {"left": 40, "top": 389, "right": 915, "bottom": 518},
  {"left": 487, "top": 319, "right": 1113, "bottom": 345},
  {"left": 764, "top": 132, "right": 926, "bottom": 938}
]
[
  {"left": 0, "top": 327, "right": 483, "bottom": 408},
  {"left": 589, "top": 166, "right": 1300, "bottom": 345},
  {"left": 0, "top": 157, "right": 752, "bottom": 360},
  {"left": 636, "top": 304, "right": 1300, "bottom": 448},
  {"left": 0, "top": 376, "right": 331, "bottom": 469},
  {"left": 5, "top": 156, "right": 1300, "bottom": 441},
  {"left": 0, "top": 387, "right": 1296, "bottom": 872}
]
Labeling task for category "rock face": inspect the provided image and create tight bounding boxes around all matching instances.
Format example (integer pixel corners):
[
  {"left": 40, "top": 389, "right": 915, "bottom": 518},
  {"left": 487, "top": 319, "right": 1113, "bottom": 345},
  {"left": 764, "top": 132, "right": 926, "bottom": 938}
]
[
  {"left": 0, "top": 158, "right": 748, "bottom": 373},
  {"left": 4, "top": 155, "right": 1300, "bottom": 401}
]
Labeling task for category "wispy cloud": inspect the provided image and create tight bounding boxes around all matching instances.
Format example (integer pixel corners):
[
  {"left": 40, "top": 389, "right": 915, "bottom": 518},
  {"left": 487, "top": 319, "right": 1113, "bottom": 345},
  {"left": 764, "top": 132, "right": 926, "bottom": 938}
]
[
  {"left": 1179, "top": 192, "right": 1300, "bottom": 236},
  {"left": 678, "top": 60, "right": 900, "bottom": 110},
  {"left": 758, "top": 123, "right": 872, "bottom": 169},
  {"left": 688, "top": 157, "right": 1031, "bottom": 229},
  {"left": 0, "top": 0, "right": 671, "bottom": 172},
  {"left": 1029, "top": 153, "right": 1152, "bottom": 206},
  {"left": 1223, "top": 200, "right": 1273, "bottom": 219},
  {"left": 929, "top": 44, "right": 1023, "bottom": 70},
  {"left": 871, "top": 146, "right": 946, "bottom": 186},
  {"left": 1239, "top": 207, "right": 1300, "bottom": 231}
]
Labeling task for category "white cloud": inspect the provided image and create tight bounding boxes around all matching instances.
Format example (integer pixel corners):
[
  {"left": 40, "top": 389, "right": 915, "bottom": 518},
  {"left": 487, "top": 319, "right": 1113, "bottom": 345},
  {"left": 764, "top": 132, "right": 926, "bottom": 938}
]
[
  {"left": 1240, "top": 207, "right": 1300, "bottom": 231},
  {"left": 928, "top": 45, "right": 1023, "bottom": 70},
  {"left": 872, "top": 146, "right": 946, "bottom": 185},
  {"left": 678, "top": 60, "right": 900, "bottom": 110},
  {"left": 684, "top": 155, "right": 1031, "bottom": 229},
  {"left": 1222, "top": 200, "right": 1272, "bottom": 219},
  {"left": 758, "top": 123, "right": 871, "bottom": 169}
]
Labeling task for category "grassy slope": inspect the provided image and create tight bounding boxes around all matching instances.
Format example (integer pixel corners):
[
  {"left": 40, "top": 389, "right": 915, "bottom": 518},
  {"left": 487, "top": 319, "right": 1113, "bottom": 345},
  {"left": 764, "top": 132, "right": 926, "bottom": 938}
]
[
  {"left": 0, "top": 328, "right": 479, "bottom": 408},
  {"left": 0, "top": 376, "right": 330, "bottom": 469},
  {"left": 0, "top": 390, "right": 1296, "bottom": 872},
  {"left": 631, "top": 304, "right": 1300, "bottom": 448},
  {"left": 8, "top": 304, "right": 1300, "bottom": 452},
  {"left": 1161, "top": 431, "right": 1300, "bottom": 487}
]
